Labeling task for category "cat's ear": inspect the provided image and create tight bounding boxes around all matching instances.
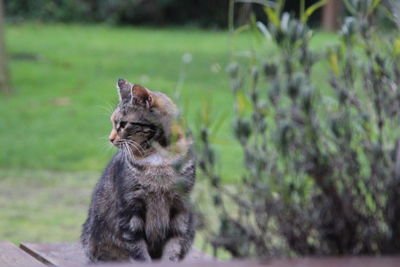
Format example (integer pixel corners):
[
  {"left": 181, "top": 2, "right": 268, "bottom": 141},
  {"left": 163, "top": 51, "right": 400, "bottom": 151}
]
[
  {"left": 131, "top": 84, "right": 153, "bottom": 109},
  {"left": 116, "top": 78, "right": 131, "bottom": 102}
]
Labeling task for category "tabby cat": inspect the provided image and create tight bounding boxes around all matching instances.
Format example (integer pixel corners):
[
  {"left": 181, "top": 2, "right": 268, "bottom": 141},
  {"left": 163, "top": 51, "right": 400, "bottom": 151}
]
[{"left": 81, "top": 78, "right": 195, "bottom": 262}]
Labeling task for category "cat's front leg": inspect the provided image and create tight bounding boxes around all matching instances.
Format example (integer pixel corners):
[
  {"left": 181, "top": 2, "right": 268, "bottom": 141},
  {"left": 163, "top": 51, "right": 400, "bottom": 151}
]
[
  {"left": 126, "top": 239, "right": 151, "bottom": 262},
  {"left": 163, "top": 211, "right": 195, "bottom": 261},
  {"left": 119, "top": 211, "right": 151, "bottom": 261}
]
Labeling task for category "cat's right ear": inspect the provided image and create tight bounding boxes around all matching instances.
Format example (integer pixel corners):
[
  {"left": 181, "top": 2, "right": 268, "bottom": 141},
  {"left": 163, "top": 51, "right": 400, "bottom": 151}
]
[{"left": 116, "top": 78, "right": 131, "bottom": 102}]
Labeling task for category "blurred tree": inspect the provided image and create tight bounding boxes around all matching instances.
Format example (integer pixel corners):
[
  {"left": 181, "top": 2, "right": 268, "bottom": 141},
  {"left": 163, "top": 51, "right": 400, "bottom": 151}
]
[
  {"left": 0, "top": 0, "right": 10, "bottom": 94},
  {"left": 322, "top": 0, "right": 343, "bottom": 30},
  {"left": 237, "top": 2, "right": 252, "bottom": 26}
]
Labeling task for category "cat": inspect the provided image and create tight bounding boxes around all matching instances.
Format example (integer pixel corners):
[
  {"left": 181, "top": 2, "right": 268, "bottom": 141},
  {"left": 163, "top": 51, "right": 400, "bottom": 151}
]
[{"left": 81, "top": 78, "right": 195, "bottom": 263}]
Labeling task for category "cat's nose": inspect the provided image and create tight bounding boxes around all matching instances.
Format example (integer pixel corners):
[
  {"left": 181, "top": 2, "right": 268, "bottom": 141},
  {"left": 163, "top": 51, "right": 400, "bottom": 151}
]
[{"left": 108, "top": 129, "right": 118, "bottom": 143}]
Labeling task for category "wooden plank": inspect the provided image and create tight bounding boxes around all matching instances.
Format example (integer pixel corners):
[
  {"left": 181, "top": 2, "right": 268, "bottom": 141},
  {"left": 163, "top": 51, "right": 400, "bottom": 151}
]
[
  {"left": 20, "top": 242, "right": 400, "bottom": 267},
  {"left": 21, "top": 242, "right": 86, "bottom": 265},
  {"left": 96, "top": 256, "right": 400, "bottom": 267},
  {"left": 0, "top": 241, "right": 44, "bottom": 266},
  {"left": 20, "top": 242, "right": 214, "bottom": 266},
  {"left": 263, "top": 256, "right": 400, "bottom": 267},
  {"left": 101, "top": 260, "right": 262, "bottom": 267}
]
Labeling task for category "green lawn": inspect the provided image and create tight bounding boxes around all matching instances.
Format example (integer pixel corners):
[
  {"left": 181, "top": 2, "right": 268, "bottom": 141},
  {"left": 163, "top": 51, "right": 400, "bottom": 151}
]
[
  {"left": 0, "top": 169, "right": 97, "bottom": 243},
  {"left": 0, "top": 168, "right": 215, "bottom": 252},
  {"left": 0, "top": 23, "right": 337, "bottom": 245},
  {"left": 1, "top": 23, "right": 337, "bottom": 176},
  {"left": 1, "top": 23, "right": 250, "bottom": 175}
]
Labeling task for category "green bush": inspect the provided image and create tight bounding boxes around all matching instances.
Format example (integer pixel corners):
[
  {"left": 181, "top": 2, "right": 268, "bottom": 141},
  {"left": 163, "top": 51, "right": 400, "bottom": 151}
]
[
  {"left": 4, "top": 0, "right": 323, "bottom": 28},
  {"left": 5, "top": 0, "right": 92, "bottom": 23},
  {"left": 198, "top": 0, "right": 400, "bottom": 257},
  {"left": 4, "top": 0, "right": 231, "bottom": 27}
]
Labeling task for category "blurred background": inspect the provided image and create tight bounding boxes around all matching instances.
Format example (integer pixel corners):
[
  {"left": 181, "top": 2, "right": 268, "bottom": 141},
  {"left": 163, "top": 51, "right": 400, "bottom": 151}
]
[{"left": 2, "top": 0, "right": 398, "bottom": 259}]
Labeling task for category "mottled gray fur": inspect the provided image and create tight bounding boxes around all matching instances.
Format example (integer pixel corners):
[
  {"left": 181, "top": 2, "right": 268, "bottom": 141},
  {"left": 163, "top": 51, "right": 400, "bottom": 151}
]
[{"left": 81, "top": 79, "right": 195, "bottom": 263}]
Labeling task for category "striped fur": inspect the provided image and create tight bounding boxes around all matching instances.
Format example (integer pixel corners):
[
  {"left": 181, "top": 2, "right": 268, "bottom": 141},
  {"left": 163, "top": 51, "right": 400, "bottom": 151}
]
[{"left": 81, "top": 79, "right": 195, "bottom": 262}]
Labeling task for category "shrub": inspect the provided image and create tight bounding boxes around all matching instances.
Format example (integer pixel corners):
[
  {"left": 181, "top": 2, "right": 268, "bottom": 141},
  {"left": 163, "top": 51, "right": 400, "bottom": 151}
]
[
  {"left": 4, "top": 0, "right": 231, "bottom": 27},
  {"left": 4, "top": 0, "right": 323, "bottom": 27},
  {"left": 5, "top": 0, "right": 92, "bottom": 23},
  {"left": 197, "top": 0, "right": 400, "bottom": 258}
]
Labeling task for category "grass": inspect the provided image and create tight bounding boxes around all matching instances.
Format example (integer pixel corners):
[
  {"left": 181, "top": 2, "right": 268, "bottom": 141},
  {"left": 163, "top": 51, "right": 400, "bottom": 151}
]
[
  {"left": 0, "top": 23, "right": 337, "bottom": 177},
  {"left": 0, "top": 169, "right": 97, "bottom": 243},
  {"left": 0, "top": 168, "right": 217, "bottom": 255},
  {"left": 1, "top": 23, "right": 250, "bottom": 176},
  {"left": 0, "top": 23, "right": 338, "bottom": 246}
]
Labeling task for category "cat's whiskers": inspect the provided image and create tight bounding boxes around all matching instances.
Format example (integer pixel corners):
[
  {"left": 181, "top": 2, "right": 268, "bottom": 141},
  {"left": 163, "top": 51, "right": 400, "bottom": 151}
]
[
  {"left": 102, "top": 142, "right": 113, "bottom": 153},
  {"left": 120, "top": 140, "right": 142, "bottom": 160},
  {"left": 126, "top": 143, "right": 136, "bottom": 160},
  {"left": 95, "top": 102, "right": 115, "bottom": 116},
  {"left": 96, "top": 135, "right": 114, "bottom": 153},
  {"left": 98, "top": 135, "right": 110, "bottom": 140},
  {"left": 124, "top": 143, "right": 131, "bottom": 162},
  {"left": 125, "top": 140, "right": 145, "bottom": 156},
  {"left": 122, "top": 142, "right": 131, "bottom": 162}
]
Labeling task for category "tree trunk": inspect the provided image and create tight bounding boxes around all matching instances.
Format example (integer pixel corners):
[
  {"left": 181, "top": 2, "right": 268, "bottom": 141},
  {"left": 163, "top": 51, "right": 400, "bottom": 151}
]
[
  {"left": 0, "top": 0, "right": 10, "bottom": 94},
  {"left": 322, "top": 0, "right": 343, "bottom": 31},
  {"left": 237, "top": 3, "right": 252, "bottom": 27}
]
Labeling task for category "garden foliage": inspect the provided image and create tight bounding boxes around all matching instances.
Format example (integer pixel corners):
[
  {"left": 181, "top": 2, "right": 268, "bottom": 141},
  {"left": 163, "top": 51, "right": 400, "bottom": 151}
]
[
  {"left": 4, "top": 0, "right": 323, "bottom": 28},
  {"left": 198, "top": 0, "right": 400, "bottom": 257},
  {"left": 4, "top": 0, "right": 230, "bottom": 27}
]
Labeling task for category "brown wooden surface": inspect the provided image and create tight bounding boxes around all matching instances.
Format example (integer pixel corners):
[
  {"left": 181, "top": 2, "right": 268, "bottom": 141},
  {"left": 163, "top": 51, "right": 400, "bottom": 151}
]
[
  {"left": 20, "top": 242, "right": 214, "bottom": 266},
  {"left": 98, "top": 260, "right": 262, "bottom": 267},
  {"left": 91, "top": 257, "right": 400, "bottom": 267},
  {"left": 0, "top": 241, "right": 44, "bottom": 266},
  {"left": 8, "top": 242, "right": 400, "bottom": 267},
  {"left": 263, "top": 257, "right": 400, "bottom": 267}
]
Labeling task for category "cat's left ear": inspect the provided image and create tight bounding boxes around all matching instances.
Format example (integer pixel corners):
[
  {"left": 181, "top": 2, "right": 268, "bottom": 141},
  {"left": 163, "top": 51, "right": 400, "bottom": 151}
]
[
  {"left": 131, "top": 84, "right": 153, "bottom": 109},
  {"left": 117, "top": 78, "right": 131, "bottom": 102}
]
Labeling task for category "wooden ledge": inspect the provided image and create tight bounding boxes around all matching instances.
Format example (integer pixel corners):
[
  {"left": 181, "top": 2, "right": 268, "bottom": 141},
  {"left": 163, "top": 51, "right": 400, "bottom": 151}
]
[
  {"left": 0, "top": 241, "right": 44, "bottom": 266},
  {"left": 0, "top": 241, "right": 396, "bottom": 266},
  {"left": 20, "top": 242, "right": 216, "bottom": 266}
]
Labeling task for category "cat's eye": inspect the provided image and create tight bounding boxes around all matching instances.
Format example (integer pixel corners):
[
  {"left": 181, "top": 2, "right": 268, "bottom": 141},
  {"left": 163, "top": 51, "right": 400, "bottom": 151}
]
[
  {"left": 119, "top": 121, "right": 127, "bottom": 129},
  {"left": 129, "top": 121, "right": 152, "bottom": 128},
  {"left": 129, "top": 121, "right": 156, "bottom": 132},
  {"left": 142, "top": 127, "right": 153, "bottom": 133}
]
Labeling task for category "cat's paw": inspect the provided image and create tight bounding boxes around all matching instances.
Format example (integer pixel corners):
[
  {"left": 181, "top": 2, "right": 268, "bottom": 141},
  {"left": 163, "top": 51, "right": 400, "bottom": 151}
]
[
  {"left": 166, "top": 254, "right": 180, "bottom": 262},
  {"left": 129, "top": 254, "right": 152, "bottom": 263}
]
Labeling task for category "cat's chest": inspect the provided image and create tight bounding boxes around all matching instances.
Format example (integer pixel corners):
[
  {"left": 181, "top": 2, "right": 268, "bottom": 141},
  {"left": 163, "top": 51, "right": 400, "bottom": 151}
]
[
  {"left": 143, "top": 190, "right": 175, "bottom": 243},
  {"left": 134, "top": 164, "right": 177, "bottom": 189},
  {"left": 125, "top": 162, "right": 179, "bottom": 240}
]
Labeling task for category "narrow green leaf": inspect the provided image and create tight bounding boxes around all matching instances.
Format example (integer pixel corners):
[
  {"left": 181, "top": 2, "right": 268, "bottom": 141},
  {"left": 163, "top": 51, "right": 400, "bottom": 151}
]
[
  {"left": 366, "top": 0, "right": 382, "bottom": 16},
  {"left": 264, "top": 6, "right": 280, "bottom": 26},
  {"left": 379, "top": 5, "right": 398, "bottom": 27},
  {"left": 210, "top": 111, "right": 229, "bottom": 135},
  {"left": 300, "top": 0, "right": 305, "bottom": 21},
  {"left": 301, "top": 0, "right": 329, "bottom": 23},
  {"left": 328, "top": 50, "right": 340, "bottom": 75},
  {"left": 250, "top": 14, "right": 263, "bottom": 43},
  {"left": 235, "top": 0, "right": 274, "bottom": 7},
  {"left": 394, "top": 38, "right": 400, "bottom": 56},
  {"left": 343, "top": 0, "right": 358, "bottom": 15},
  {"left": 236, "top": 91, "right": 251, "bottom": 115},
  {"left": 201, "top": 99, "right": 212, "bottom": 127},
  {"left": 233, "top": 24, "right": 250, "bottom": 36},
  {"left": 276, "top": 0, "right": 286, "bottom": 15}
]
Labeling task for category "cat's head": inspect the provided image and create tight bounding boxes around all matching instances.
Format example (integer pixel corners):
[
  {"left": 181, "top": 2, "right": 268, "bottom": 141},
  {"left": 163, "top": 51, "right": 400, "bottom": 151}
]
[{"left": 108, "top": 78, "right": 182, "bottom": 157}]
